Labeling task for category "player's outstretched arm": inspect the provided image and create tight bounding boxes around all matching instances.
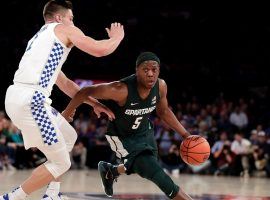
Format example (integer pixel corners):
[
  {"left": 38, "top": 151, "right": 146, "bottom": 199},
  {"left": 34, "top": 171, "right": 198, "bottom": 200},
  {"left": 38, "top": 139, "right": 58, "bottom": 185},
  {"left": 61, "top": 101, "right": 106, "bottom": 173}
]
[
  {"left": 56, "top": 71, "right": 115, "bottom": 120},
  {"left": 56, "top": 23, "right": 124, "bottom": 57},
  {"left": 62, "top": 81, "right": 127, "bottom": 121},
  {"left": 156, "top": 79, "right": 190, "bottom": 139}
]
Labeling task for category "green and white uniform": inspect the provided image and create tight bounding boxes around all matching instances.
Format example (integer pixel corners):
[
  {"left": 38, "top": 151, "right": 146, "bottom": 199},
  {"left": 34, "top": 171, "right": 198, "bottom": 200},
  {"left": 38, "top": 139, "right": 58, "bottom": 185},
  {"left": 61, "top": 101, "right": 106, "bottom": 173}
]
[{"left": 104, "top": 74, "right": 179, "bottom": 199}]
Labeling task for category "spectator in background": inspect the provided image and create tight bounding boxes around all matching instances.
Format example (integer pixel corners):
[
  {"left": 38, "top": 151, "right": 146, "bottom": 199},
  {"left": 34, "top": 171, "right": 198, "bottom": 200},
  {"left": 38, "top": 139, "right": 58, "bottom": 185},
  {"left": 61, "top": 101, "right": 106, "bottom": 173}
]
[
  {"left": 231, "top": 133, "right": 252, "bottom": 177},
  {"left": 252, "top": 131, "right": 270, "bottom": 177},
  {"left": 0, "top": 115, "right": 16, "bottom": 171},
  {"left": 217, "top": 111, "right": 233, "bottom": 138},
  {"left": 156, "top": 123, "right": 175, "bottom": 156},
  {"left": 214, "top": 144, "right": 235, "bottom": 176},
  {"left": 160, "top": 144, "right": 183, "bottom": 178},
  {"left": 250, "top": 129, "right": 258, "bottom": 145},
  {"left": 71, "top": 141, "right": 87, "bottom": 169},
  {"left": 229, "top": 106, "right": 248, "bottom": 132},
  {"left": 211, "top": 131, "right": 234, "bottom": 175}
]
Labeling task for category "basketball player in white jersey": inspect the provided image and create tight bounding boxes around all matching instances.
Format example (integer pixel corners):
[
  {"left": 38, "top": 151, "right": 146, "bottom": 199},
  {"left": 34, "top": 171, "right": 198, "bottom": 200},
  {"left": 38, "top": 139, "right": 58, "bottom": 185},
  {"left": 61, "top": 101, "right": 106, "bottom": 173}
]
[{"left": 0, "top": 0, "right": 124, "bottom": 199}]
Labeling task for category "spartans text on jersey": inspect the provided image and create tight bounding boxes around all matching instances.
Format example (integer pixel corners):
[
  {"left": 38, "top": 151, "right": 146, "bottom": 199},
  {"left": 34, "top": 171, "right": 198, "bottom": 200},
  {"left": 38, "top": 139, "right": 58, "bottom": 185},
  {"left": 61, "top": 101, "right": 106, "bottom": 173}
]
[{"left": 125, "top": 106, "right": 156, "bottom": 116}]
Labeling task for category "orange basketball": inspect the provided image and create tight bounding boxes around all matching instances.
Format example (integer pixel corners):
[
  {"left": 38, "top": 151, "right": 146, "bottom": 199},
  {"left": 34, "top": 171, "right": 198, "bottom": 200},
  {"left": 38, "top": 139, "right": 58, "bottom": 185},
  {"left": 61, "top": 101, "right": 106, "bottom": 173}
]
[{"left": 180, "top": 135, "right": 210, "bottom": 166}]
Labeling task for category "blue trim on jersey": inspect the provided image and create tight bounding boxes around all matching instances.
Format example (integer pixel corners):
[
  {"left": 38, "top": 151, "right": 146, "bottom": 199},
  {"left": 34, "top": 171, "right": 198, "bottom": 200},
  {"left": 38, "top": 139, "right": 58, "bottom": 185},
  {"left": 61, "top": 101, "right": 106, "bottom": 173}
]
[
  {"left": 3, "top": 194, "right": 9, "bottom": 200},
  {"left": 31, "top": 91, "right": 58, "bottom": 146},
  {"left": 39, "top": 42, "right": 64, "bottom": 88}
]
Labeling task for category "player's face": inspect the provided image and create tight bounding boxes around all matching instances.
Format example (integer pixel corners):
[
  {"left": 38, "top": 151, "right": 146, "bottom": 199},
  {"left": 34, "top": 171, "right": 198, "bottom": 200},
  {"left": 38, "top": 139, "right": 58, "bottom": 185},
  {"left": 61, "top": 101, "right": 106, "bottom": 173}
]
[
  {"left": 136, "top": 60, "right": 160, "bottom": 89},
  {"left": 55, "top": 9, "right": 74, "bottom": 26}
]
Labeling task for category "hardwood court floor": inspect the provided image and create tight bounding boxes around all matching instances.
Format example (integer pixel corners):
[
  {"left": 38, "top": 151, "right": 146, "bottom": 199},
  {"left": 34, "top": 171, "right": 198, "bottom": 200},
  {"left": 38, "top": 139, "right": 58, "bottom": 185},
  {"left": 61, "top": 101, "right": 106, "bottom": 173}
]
[{"left": 1, "top": 169, "right": 270, "bottom": 199}]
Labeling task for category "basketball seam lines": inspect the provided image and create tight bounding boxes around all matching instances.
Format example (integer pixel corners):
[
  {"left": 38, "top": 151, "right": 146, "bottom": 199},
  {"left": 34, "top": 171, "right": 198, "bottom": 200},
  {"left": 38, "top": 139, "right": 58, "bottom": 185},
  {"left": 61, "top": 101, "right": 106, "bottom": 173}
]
[
  {"left": 184, "top": 154, "right": 202, "bottom": 163},
  {"left": 184, "top": 141, "right": 207, "bottom": 149},
  {"left": 186, "top": 138, "right": 193, "bottom": 164},
  {"left": 180, "top": 151, "right": 210, "bottom": 154}
]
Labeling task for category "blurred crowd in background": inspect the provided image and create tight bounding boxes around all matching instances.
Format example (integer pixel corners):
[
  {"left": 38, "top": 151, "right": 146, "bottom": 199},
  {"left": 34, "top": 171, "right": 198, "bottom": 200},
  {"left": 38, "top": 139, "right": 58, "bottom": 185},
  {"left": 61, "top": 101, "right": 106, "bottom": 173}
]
[
  {"left": 1, "top": 0, "right": 270, "bottom": 179},
  {"left": 1, "top": 90, "right": 270, "bottom": 179}
]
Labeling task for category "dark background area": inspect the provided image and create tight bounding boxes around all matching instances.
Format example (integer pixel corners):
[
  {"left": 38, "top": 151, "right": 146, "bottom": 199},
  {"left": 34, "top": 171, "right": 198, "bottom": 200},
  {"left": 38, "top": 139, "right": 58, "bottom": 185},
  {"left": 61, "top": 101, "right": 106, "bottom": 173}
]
[{"left": 0, "top": 1, "right": 269, "bottom": 112}]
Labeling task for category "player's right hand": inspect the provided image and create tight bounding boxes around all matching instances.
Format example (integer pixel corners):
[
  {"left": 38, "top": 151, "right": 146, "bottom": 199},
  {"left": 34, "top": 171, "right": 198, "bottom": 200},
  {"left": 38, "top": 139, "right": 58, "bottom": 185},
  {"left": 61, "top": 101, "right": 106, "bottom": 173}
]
[
  {"left": 92, "top": 100, "right": 115, "bottom": 121},
  {"left": 105, "top": 22, "right": 124, "bottom": 41}
]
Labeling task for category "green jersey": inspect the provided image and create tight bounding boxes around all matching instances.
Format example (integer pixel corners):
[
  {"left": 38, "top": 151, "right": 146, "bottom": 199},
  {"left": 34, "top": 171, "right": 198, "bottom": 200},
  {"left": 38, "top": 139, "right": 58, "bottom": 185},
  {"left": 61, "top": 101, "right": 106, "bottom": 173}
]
[{"left": 106, "top": 74, "right": 160, "bottom": 137}]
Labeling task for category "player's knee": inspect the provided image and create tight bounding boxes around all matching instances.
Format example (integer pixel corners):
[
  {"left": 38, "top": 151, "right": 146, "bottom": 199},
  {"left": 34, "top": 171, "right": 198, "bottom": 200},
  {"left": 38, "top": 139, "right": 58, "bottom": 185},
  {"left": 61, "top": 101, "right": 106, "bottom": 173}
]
[
  {"left": 44, "top": 151, "right": 71, "bottom": 178},
  {"left": 133, "top": 155, "right": 153, "bottom": 178},
  {"left": 54, "top": 156, "right": 71, "bottom": 177}
]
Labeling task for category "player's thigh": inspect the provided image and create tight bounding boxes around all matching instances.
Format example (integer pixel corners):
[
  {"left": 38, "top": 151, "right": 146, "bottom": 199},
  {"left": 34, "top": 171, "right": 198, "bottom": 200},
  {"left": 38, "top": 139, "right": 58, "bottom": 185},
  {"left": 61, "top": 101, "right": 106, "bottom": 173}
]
[{"left": 48, "top": 107, "right": 77, "bottom": 152}]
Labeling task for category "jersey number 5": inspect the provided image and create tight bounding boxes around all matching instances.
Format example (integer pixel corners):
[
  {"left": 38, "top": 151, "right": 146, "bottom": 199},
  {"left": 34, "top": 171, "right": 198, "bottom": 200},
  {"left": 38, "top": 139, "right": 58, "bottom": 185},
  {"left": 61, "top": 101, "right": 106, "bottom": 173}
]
[{"left": 132, "top": 117, "right": 143, "bottom": 129}]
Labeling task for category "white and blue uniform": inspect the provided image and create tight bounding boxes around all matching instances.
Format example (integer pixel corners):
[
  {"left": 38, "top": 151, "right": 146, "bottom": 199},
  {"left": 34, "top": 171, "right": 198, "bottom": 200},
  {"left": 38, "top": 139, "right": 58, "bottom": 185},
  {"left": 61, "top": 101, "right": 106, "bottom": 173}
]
[{"left": 4, "top": 23, "right": 77, "bottom": 177}]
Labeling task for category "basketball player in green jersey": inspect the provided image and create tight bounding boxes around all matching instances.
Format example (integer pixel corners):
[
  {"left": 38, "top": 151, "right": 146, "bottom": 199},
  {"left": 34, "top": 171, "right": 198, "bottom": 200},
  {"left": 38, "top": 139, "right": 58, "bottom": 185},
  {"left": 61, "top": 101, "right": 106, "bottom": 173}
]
[{"left": 62, "top": 52, "right": 193, "bottom": 200}]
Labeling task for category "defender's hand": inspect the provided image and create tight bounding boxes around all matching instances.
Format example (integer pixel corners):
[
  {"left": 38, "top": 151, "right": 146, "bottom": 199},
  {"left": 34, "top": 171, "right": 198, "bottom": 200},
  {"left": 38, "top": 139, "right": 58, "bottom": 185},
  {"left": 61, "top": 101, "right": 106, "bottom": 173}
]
[{"left": 105, "top": 22, "right": 124, "bottom": 41}]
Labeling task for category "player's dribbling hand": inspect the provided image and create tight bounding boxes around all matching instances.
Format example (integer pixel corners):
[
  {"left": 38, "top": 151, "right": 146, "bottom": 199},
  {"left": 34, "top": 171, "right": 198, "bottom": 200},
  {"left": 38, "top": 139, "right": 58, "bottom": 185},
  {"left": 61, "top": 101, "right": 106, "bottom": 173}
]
[
  {"left": 105, "top": 22, "right": 124, "bottom": 41},
  {"left": 61, "top": 109, "right": 76, "bottom": 122},
  {"left": 182, "top": 131, "right": 192, "bottom": 140},
  {"left": 92, "top": 101, "right": 115, "bottom": 121}
]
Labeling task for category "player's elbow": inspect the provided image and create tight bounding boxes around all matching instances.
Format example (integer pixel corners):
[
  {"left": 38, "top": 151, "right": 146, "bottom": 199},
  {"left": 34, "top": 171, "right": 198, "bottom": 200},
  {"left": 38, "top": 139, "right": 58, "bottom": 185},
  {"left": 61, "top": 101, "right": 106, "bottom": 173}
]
[
  {"left": 90, "top": 51, "right": 105, "bottom": 57},
  {"left": 156, "top": 109, "right": 166, "bottom": 119}
]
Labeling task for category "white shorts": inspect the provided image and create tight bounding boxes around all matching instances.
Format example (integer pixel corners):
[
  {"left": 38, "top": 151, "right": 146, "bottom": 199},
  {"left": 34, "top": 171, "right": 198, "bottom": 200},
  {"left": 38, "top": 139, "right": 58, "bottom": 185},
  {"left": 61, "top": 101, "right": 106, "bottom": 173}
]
[{"left": 5, "top": 84, "right": 77, "bottom": 151}]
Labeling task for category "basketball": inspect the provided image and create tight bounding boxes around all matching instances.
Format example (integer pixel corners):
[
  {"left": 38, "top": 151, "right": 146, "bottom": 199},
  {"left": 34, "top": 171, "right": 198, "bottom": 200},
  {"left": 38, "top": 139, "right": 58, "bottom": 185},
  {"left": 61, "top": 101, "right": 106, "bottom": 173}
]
[{"left": 180, "top": 135, "right": 210, "bottom": 166}]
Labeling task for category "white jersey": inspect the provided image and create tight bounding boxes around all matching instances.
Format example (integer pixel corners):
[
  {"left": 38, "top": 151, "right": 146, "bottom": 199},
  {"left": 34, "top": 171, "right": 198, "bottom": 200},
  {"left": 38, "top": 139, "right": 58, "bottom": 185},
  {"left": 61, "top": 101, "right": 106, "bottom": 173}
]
[
  {"left": 13, "top": 22, "right": 71, "bottom": 98},
  {"left": 5, "top": 23, "right": 74, "bottom": 149}
]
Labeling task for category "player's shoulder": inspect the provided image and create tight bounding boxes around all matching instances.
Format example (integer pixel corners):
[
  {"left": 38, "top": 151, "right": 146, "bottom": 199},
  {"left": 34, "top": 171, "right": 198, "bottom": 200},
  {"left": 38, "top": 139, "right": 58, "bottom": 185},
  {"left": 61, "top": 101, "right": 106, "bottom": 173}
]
[
  {"left": 158, "top": 78, "right": 167, "bottom": 97},
  {"left": 55, "top": 24, "right": 81, "bottom": 34},
  {"left": 108, "top": 81, "right": 128, "bottom": 102},
  {"left": 158, "top": 78, "right": 167, "bottom": 87},
  {"left": 109, "top": 81, "right": 127, "bottom": 91}
]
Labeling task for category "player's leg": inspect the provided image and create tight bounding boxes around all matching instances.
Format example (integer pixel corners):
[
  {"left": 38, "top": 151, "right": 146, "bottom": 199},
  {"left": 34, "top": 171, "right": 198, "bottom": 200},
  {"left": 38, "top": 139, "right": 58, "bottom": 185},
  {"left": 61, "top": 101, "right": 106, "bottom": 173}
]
[
  {"left": 98, "top": 152, "right": 192, "bottom": 200},
  {"left": 1, "top": 100, "right": 71, "bottom": 200},
  {"left": 132, "top": 151, "right": 193, "bottom": 200},
  {"left": 0, "top": 142, "right": 71, "bottom": 200},
  {"left": 98, "top": 135, "right": 129, "bottom": 197},
  {"left": 98, "top": 161, "right": 120, "bottom": 197},
  {"left": 42, "top": 107, "right": 78, "bottom": 198},
  {"left": 38, "top": 143, "right": 71, "bottom": 200}
]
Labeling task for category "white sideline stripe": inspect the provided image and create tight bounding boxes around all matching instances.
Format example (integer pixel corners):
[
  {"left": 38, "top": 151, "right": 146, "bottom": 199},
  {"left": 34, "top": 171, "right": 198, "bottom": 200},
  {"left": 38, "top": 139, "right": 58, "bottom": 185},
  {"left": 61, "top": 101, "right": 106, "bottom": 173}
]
[{"left": 105, "top": 135, "right": 129, "bottom": 158}]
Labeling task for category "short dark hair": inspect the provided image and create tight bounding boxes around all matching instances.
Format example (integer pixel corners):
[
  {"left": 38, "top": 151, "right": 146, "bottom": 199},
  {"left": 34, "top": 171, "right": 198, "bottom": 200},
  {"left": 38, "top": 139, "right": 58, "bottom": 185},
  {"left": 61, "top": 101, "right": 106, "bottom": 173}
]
[
  {"left": 136, "top": 52, "right": 160, "bottom": 67},
  {"left": 43, "top": 0, "right": 73, "bottom": 20}
]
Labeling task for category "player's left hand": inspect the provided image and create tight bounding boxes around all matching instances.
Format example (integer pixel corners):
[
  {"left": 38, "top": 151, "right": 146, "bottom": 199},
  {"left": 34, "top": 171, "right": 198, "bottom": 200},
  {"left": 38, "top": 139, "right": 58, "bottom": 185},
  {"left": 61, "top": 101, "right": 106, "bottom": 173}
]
[{"left": 92, "top": 100, "right": 115, "bottom": 121}]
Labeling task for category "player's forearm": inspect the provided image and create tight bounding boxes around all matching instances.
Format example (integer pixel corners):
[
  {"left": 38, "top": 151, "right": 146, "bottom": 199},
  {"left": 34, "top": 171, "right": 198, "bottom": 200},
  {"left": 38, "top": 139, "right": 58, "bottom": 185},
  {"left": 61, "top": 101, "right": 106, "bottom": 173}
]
[
  {"left": 64, "top": 87, "right": 90, "bottom": 114},
  {"left": 159, "top": 109, "right": 190, "bottom": 138},
  {"left": 78, "top": 36, "right": 123, "bottom": 57},
  {"left": 93, "top": 37, "right": 122, "bottom": 57},
  {"left": 62, "top": 79, "right": 80, "bottom": 98},
  {"left": 58, "top": 77, "right": 98, "bottom": 106},
  {"left": 56, "top": 72, "right": 80, "bottom": 98}
]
